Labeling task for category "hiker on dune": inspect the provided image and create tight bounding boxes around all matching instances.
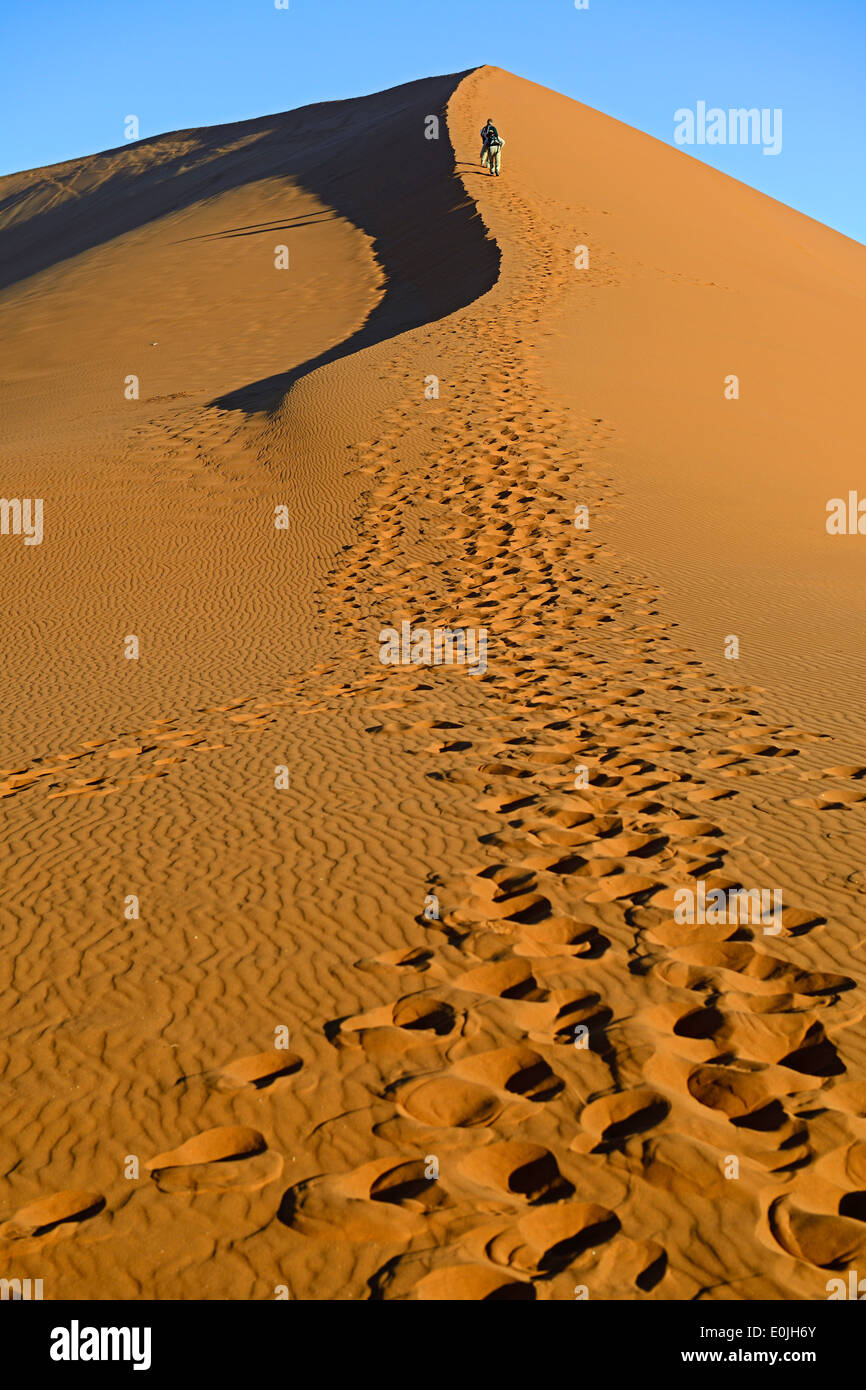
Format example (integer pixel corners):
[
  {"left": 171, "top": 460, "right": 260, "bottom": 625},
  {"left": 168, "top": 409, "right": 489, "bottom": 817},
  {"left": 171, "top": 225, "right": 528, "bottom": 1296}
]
[{"left": 480, "top": 118, "right": 504, "bottom": 177}]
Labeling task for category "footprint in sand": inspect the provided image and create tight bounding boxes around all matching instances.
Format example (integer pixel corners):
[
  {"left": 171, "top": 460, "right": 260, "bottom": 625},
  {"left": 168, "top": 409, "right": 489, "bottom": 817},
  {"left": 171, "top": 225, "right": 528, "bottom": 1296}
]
[
  {"left": 593, "top": 1236, "right": 668, "bottom": 1293},
  {"left": 146, "top": 1125, "right": 282, "bottom": 1193},
  {"left": 573, "top": 1089, "right": 670, "bottom": 1152},
  {"left": 455, "top": 1044, "right": 564, "bottom": 1101},
  {"left": 480, "top": 1201, "right": 620, "bottom": 1275},
  {"left": 328, "top": 992, "right": 465, "bottom": 1075},
  {"left": 458, "top": 1140, "right": 573, "bottom": 1204},
  {"left": 279, "top": 1156, "right": 446, "bottom": 1243},
  {"left": 355, "top": 946, "right": 435, "bottom": 975},
  {"left": 685, "top": 1064, "right": 785, "bottom": 1122},
  {"left": 512, "top": 917, "right": 608, "bottom": 959},
  {"left": 710, "top": 1010, "right": 842, "bottom": 1075},
  {"left": 384, "top": 1041, "right": 565, "bottom": 1133},
  {"left": 201, "top": 1049, "right": 303, "bottom": 1092},
  {"left": 387, "top": 1074, "right": 506, "bottom": 1129},
  {"left": 0, "top": 1189, "right": 106, "bottom": 1244},
  {"left": 767, "top": 1194, "right": 866, "bottom": 1268},
  {"left": 658, "top": 942, "right": 853, "bottom": 999},
  {"left": 454, "top": 957, "right": 547, "bottom": 1001},
  {"left": 334, "top": 992, "right": 460, "bottom": 1038},
  {"left": 451, "top": 956, "right": 611, "bottom": 1046},
  {"left": 410, "top": 1265, "right": 535, "bottom": 1300}
]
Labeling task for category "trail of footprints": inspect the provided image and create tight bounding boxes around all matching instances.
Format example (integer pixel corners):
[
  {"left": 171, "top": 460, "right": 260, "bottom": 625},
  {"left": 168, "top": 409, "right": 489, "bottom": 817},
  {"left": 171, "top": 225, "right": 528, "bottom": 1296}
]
[{"left": 272, "top": 195, "right": 866, "bottom": 1295}]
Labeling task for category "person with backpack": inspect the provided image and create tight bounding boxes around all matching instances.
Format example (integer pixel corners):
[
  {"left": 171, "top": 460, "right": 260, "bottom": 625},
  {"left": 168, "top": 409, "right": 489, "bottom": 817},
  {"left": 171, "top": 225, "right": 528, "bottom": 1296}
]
[
  {"left": 480, "top": 118, "right": 504, "bottom": 177},
  {"left": 480, "top": 118, "right": 497, "bottom": 161}
]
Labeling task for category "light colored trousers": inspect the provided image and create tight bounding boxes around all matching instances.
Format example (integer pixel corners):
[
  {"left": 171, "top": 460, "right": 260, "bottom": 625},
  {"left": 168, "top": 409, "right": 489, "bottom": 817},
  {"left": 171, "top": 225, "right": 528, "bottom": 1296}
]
[{"left": 485, "top": 140, "right": 503, "bottom": 174}]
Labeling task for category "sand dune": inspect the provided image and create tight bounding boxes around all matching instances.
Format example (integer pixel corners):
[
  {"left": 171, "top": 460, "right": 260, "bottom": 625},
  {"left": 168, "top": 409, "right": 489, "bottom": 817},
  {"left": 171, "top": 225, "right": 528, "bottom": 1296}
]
[{"left": 1, "top": 66, "right": 865, "bottom": 1301}]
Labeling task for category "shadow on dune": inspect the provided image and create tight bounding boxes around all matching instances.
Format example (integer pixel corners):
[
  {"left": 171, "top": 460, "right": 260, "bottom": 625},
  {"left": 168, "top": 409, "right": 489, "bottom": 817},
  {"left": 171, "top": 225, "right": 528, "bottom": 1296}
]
[
  {"left": 210, "top": 72, "right": 501, "bottom": 413},
  {"left": 174, "top": 211, "right": 340, "bottom": 241},
  {"left": 0, "top": 70, "right": 500, "bottom": 415}
]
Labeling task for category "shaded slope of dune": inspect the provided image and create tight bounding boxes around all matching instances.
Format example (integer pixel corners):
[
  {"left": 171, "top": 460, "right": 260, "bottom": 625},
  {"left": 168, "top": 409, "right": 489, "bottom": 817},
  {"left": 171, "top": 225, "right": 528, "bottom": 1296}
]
[
  {"left": 0, "top": 72, "right": 499, "bottom": 411},
  {"left": 457, "top": 68, "right": 866, "bottom": 728},
  {"left": 213, "top": 74, "right": 500, "bottom": 410}
]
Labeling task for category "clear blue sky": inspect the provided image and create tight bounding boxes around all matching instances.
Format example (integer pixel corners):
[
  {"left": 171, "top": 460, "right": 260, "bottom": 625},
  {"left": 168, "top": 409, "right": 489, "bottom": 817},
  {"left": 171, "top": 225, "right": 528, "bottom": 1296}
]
[{"left": 2, "top": 0, "right": 863, "bottom": 242}]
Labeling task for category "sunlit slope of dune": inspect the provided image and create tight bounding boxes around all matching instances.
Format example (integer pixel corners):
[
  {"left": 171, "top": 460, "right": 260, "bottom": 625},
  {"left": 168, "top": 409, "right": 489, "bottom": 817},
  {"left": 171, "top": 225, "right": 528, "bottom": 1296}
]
[{"left": 452, "top": 66, "right": 866, "bottom": 729}]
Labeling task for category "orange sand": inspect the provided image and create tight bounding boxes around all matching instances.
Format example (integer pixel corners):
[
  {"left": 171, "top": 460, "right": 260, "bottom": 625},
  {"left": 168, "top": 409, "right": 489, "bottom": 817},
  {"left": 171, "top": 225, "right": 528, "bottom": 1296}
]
[{"left": 1, "top": 67, "right": 865, "bottom": 1301}]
